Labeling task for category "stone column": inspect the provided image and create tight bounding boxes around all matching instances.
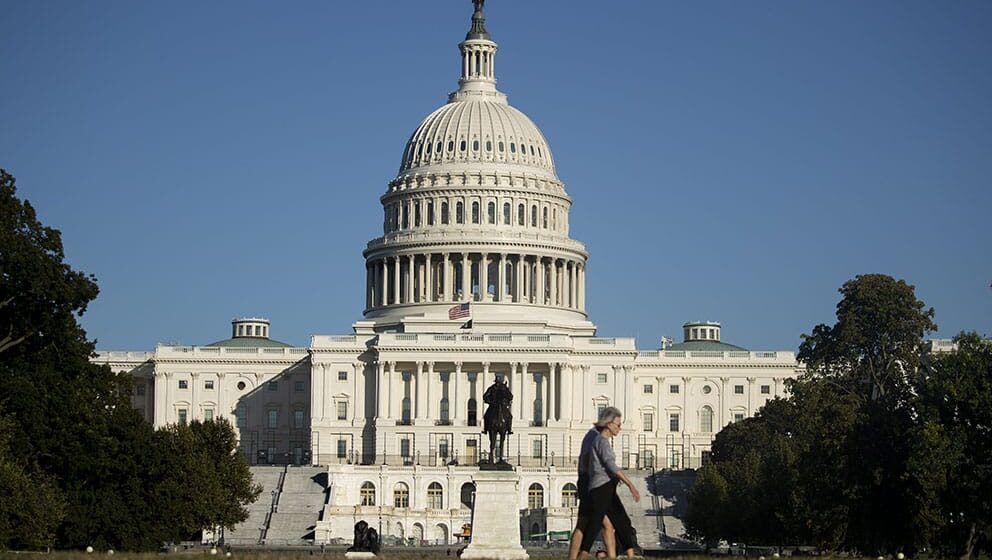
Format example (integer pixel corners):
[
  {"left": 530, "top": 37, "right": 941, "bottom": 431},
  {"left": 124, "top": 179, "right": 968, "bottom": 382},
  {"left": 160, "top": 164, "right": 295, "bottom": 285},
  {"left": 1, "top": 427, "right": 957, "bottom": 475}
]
[
  {"left": 425, "top": 253, "right": 434, "bottom": 302},
  {"left": 497, "top": 253, "right": 506, "bottom": 301},
  {"left": 190, "top": 372, "right": 199, "bottom": 420},
  {"left": 157, "top": 371, "right": 170, "bottom": 426},
  {"left": 580, "top": 365, "right": 591, "bottom": 422},
  {"left": 479, "top": 252, "right": 489, "bottom": 301},
  {"left": 442, "top": 253, "right": 451, "bottom": 302},
  {"left": 520, "top": 363, "right": 529, "bottom": 425},
  {"left": 406, "top": 254, "right": 415, "bottom": 303},
  {"left": 514, "top": 255, "right": 524, "bottom": 302},
  {"left": 561, "top": 363, "right": 573, "bottom": 424},
  {"left": 425, "top": 362, "right": 436, "bottom": 421},
  {"left": 536, "top": 257, "right": 545, "bottom": 305},
  {"left": 549, "top": 260, "right": 558, "bottom": 307},
  {"left": 392, "top": 257, "right": 400, "bottom": 305},
  {"left": 380, "top": 259, "right": 389, "bottom": 306},
  {"left": 461, "top": 253, "right": 471, "bottom": 301},
  {"left": 682, "top": 376, "right": 689, "bottom": 433},
  {"left": 545, "top": 362, "right": 558, "bottom": 425},
  {"left": 578, "top": 264, "right": 586, "bottom": 311},
  {"left": 375, "top": 361, "right": 386, "bottom": 419},
  {"left": 312, "top": 363, "right": 324, "bottom": 422},
  {"left": 387, "top": 362, "right": 397, "bottom": 419},
  {"left": 415, "top": 362, "right": 426, "bottom": 421},
  {"left": 353, "top": 362, "right": 365, "bottom": 425},
  {"left": 453, "top": 362, "right": 462, "bottom": 423}
]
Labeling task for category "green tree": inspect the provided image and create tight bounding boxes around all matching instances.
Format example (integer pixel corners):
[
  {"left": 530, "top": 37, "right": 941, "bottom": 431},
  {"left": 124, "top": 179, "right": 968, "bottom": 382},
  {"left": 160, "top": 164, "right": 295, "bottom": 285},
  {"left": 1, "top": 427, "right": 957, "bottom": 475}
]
[
  {"left": 916, "top": 332, "right": 992, "bottom": 560},
  {"left": 0, "top": 411, "right": 65, "bottom": 550},
  {"left": 796, "top": 274, "right": 938, "bottom": 555},
  {"left": 684, "top": 464, "right": 730, "bottom": 546}
]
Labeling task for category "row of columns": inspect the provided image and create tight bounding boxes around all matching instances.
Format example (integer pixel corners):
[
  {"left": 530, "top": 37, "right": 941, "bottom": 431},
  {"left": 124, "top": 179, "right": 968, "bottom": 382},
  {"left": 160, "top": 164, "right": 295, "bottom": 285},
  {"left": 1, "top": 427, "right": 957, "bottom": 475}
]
[
  {"left": 365, "top": 252, "right": 586, "bottom": 311},
  {"left": 370, "top": 361, "right": 580, "bottom": 428},
  {"left": 462, "top": 44, "right": 495, "bottom": 80},
  {"left": 384, "top": 197, "right": 569, "bottom": 235}
]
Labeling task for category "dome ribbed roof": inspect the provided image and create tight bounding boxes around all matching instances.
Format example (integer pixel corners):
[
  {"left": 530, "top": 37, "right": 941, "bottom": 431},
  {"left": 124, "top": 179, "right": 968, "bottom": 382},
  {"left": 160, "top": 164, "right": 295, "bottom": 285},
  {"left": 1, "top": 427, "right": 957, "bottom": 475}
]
[{"left": 399, "top": 99, "right": 556, "bottom": 175}]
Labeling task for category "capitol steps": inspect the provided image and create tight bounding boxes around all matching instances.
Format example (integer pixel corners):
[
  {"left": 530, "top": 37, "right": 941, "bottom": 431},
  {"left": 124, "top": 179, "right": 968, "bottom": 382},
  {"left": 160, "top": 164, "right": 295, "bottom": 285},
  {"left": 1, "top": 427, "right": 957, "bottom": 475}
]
[
  {"left": 263, "top": 466, "right": 329, "bottom": 545},
  {"left": 226, "top": 467, "right": 283, "bottom": 545},
  {"left": 651, "top": 470, "right": 701, "bottom": 552},
  {"left": 616, "top": 470, "right": 660, "bottom": 551}
]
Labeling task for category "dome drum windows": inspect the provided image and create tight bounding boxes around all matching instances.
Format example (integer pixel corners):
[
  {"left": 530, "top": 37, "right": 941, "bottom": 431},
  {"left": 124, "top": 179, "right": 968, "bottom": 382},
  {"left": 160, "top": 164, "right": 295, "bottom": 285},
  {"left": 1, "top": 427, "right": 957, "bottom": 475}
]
[
  {"left": 487, "top": 201, "right": 496, "bottom": 224},
  {"left": 503, "top": 202, "right": 511, "bottom": 225},
  {"left": 471, "top": 201, "right": 480, "bottom": 224},
  {"left": 456, "top": 201, "right": 464, "bottom": 224}
]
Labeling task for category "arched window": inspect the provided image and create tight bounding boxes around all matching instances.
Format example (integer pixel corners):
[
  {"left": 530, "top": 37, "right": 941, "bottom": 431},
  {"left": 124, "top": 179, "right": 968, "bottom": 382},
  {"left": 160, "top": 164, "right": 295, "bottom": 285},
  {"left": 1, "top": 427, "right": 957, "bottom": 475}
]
[
  {"left": 447, "top": 140, "right": 454, "bottom": 152},
  {"left": 427, "top": 482, "right": 444, "bottom": 509},
  {"left": 460, "top": 140, "right": 467, "bottom": 152},
  {"left": 467, "top": 398, "right": 478, "bottom": 427},
  {"left": 394, "top": 482, "right": 410, "bottom": 508},
  {"left": 517, "top": 204, "right": 525, "bottom": 226},
  {"left": 531, "top": 205, "right": 538, "bottom": 227},
  {"left": 542, "top": 207, "right": 548, "bottom": 229},
  {"left": 487, "top": 202, "right": 496, "bottom": 224},
  {"left": 460, "top": 482, "right": 476, "bottom": 508},
  {"left": 441, "top": 201, "right": 449, "bottom": 224},
  {"left": 456, "top": 201, "right": 464, "bottom": 224},
  {"left": 700, "top": 405, "right": 714, "bottom": 433},
  {"left": 527, "top": 483, "right": 544, "bottom": 509},
  {"left": 472, "top": 139, "right": 479, "bottom": 151},
  {"left": 427, "top": 200, "right": 435, "bottom": 225},
  {"left": 503, "top": 202, "right": 511, "bottom": 225},
  {"left": 402, "top": 205, "right": 409, "bottom": 229},
  {"left": 414, "top": 203, "right": 422, "bottom": 227},
  {"left": 486, "top": 140, "right": 492, "bottom": 152},
  {"left": 471, "top": 201, "right": 480, "bottom": 224},
  {"left": 361, "top": 482, "right": 376, "bottom": 506},
  {"left": 498, "top": 141, "right": 504, "bottom": 152},
  {"left": 510, "top": 142, "right": 516, "bottom": 154},
  {"left": 562, "top": 483, "right": 577, "bottom": 508},
  {"left": 552, "top": 208, "right": 557, "bottom": 229}
]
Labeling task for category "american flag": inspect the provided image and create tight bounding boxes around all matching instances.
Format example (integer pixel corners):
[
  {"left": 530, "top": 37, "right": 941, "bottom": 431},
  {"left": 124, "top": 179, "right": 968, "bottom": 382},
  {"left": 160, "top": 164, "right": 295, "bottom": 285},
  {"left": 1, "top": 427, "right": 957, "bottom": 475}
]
[{"left": 448, "top": 302, "right": 471, "bottom": 320}]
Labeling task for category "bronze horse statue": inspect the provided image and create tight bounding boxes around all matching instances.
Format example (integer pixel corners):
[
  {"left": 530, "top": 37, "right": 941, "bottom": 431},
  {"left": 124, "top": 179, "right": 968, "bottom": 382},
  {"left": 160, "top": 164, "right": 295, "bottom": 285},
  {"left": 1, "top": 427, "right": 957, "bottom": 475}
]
[{"left": 482, "top": 377, "right": 513, "bottom": 464}]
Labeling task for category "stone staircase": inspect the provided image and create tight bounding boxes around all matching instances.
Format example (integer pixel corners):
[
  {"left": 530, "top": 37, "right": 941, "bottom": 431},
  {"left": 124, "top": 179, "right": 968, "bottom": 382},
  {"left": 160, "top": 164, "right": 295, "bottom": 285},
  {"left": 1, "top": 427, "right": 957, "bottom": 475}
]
[
  {"left": 616, "top": 470, "right": 660, "bottom": 550},
  {"left": 651, "top": 470, "right": 701, "bottom": 551},
  {"left": 264, "top": 466, "right": 329, "bottom": 545},
  {"left": 226, "top": 467, "right": 283, "bottom": 545}
]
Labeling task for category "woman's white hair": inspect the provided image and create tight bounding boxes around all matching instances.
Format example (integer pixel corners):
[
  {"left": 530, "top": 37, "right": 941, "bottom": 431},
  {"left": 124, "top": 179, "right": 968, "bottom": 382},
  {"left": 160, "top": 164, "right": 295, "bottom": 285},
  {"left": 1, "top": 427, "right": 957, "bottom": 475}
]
[{"left": 594, "top": 406, "right": 623, "bottom": 428}]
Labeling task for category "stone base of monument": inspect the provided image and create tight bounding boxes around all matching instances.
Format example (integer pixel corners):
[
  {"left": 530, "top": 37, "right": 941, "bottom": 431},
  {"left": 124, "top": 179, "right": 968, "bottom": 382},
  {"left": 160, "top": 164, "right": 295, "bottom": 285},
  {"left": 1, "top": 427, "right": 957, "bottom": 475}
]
[
  {"left": 461, "top": 469, "right": 529, "bottom": 560},
  {"left": 345, "top": 552, "right": 376, "bottom": 559}
]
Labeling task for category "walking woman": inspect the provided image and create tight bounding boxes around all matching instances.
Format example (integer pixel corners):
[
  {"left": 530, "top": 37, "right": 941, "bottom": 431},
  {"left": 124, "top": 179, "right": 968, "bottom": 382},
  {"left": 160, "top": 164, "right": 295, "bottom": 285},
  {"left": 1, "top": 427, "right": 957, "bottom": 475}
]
[{"left": 568, "top": 407, "right": 641, "bottom": 560}]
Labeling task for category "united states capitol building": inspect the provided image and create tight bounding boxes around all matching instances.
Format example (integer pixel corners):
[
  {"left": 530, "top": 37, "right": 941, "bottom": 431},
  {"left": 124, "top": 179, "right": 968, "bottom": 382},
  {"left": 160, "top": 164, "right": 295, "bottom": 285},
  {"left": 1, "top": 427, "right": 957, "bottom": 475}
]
[{"left": 96, "top": 1, "right": 800, "bottom": 547}]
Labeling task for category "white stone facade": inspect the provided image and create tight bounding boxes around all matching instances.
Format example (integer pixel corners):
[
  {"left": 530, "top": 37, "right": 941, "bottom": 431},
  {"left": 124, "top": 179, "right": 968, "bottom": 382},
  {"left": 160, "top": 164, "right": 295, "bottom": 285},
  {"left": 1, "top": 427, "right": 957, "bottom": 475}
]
[{"left": 92, "top": 2, "right": 802, "bottom": 545}]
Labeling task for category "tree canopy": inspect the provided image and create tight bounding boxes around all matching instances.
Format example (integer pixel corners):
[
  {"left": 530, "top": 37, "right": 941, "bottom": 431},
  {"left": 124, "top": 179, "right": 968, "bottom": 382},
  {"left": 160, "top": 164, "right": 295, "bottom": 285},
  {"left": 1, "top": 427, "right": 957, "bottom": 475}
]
[
  {"left": 0, "top": 169, "right": 258, "bottom": 550},
  {"left": 685, "top": 274, "right": 991, "bottom": 559}
]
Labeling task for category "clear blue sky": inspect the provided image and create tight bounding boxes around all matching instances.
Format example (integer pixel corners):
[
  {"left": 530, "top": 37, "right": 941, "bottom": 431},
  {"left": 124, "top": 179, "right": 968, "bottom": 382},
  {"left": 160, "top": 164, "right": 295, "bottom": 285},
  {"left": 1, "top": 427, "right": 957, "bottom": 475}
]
[{"left": 2, "top": 0, "right": 990, "bottom": 351}]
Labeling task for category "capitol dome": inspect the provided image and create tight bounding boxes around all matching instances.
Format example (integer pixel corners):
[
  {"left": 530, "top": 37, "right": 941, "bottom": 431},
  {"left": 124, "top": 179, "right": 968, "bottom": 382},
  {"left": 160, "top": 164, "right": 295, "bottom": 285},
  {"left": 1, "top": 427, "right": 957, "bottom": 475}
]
[
  {"left": 360, "top": 0, "right": 594, "bottom": 336},
  {"left": 399, "top": 99, "right": 556, "bottom": 177}
]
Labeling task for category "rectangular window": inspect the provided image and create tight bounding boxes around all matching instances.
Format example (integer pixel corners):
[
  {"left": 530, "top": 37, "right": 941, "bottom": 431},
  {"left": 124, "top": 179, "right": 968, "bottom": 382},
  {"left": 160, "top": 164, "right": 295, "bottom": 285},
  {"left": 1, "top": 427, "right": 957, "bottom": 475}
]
[
  {"left": 734, "top": 413, "right": 745, "bottom": 423},
  {"left": 669, "top": 384, "right": 680, "bottom": 394},
  {"left": 734, "top": 384, "right": 745, "bottom": 394},
  {"left": 643, "top": 412, "right": 654, "bottom": 432},
  {"left": 268, "top": 381, "right": 278, "bottom": 391},
  {"left": 236, "top": 406, "right": 247, "bottom": 428},
  {"left": 267, "top": 447, "right": 277, "bottom": 465},
  {"left": 338, "top": 371, "right": 348, "bottom": 381},
  {"left": 204, "top": 408, "right": 214, "bottom": 422},
  {"left": 702, "top": 450, "right": 713, "bottom": 466},
  {"left": 760, "top": 384, "right": 771, "bottom": 394},
  {"left": 267, "top": 410, "right": 278, "bottom": 429},
  {"left": 596, "top": 373, "right": 607, "bottom": 384},
  {"left": 135, "top": 383, "right": 146, "bottom": 396},
  {"left": 204, "top": 380, "right": 214, "bottom": 390},
  {"left": 337, "top": 401, "right": 348, "bottom": 420},
  {"left": 439, "top": 440, "right": 449, "bottom": 459},
  {"left": 400, "top": 438, "right": 411, "bottom": 458},
  {"left": 294, "top": 380, "right": 305, "bottom": 392},
  {"left": 532, "top": 439, "right": 542, "bottom": 459},
  {"left": 178, "top": 379, "right": 188, "bottom": 389},
  {"left": 643, "top": 384, "right": 653, "bottom": 394},
  {"left": 669, "top": 413, "right": 680, "bottom": 432},
  {"left": 177, "top": 408, "right": 188, "bottom": 425},
  {"left": 294, "top": 410, "right": 305, "bottom": 429},
  {"left": 337, "top": 439, "right": 347, "bottom": 459}
]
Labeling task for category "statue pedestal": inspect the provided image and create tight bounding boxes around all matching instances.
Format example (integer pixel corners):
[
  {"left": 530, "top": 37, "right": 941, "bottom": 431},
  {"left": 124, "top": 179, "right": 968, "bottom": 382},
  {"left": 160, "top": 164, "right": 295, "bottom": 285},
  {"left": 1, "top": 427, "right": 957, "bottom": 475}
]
[
  {"left": 345, "top": 553, "right": 376, "bottom": 560},
  {"left": 461, "top": 470, "right": 529, "bottom": 560}
]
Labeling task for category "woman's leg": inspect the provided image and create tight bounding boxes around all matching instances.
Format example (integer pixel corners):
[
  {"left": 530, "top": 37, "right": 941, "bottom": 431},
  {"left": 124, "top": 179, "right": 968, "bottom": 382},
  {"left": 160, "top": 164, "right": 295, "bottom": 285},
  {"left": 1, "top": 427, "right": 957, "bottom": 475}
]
[{"left": 602, "top": 515, "right": 616, "bottom": 558}]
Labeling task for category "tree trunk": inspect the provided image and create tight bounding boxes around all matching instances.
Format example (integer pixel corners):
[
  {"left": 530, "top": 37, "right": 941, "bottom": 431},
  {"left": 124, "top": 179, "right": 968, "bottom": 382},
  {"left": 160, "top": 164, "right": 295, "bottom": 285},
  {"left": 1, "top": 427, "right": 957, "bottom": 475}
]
[{"left": 958, "top": 521, "right": 976, "bottom": 560}]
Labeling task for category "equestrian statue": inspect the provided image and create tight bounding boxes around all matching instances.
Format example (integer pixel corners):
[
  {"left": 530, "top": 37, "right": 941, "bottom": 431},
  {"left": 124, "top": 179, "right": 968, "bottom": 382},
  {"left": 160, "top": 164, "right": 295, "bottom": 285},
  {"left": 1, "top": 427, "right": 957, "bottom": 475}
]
[{"left": 481, "top": 377, "right": 513, "bottom": 467}]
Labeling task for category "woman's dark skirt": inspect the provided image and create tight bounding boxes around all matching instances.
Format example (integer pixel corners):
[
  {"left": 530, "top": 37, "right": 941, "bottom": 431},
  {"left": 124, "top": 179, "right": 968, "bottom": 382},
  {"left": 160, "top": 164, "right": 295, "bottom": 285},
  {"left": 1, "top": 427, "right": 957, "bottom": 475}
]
[{"left": 575, "top": 479, "right": 638, "bottom": 553}]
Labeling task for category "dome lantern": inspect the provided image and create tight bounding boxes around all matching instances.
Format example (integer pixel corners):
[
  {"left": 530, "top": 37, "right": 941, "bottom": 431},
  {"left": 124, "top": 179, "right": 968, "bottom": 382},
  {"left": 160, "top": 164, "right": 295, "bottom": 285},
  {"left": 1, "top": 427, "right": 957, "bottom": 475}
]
[{"left": 455, "top": 0, "right": 499, "bottom": 98}]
